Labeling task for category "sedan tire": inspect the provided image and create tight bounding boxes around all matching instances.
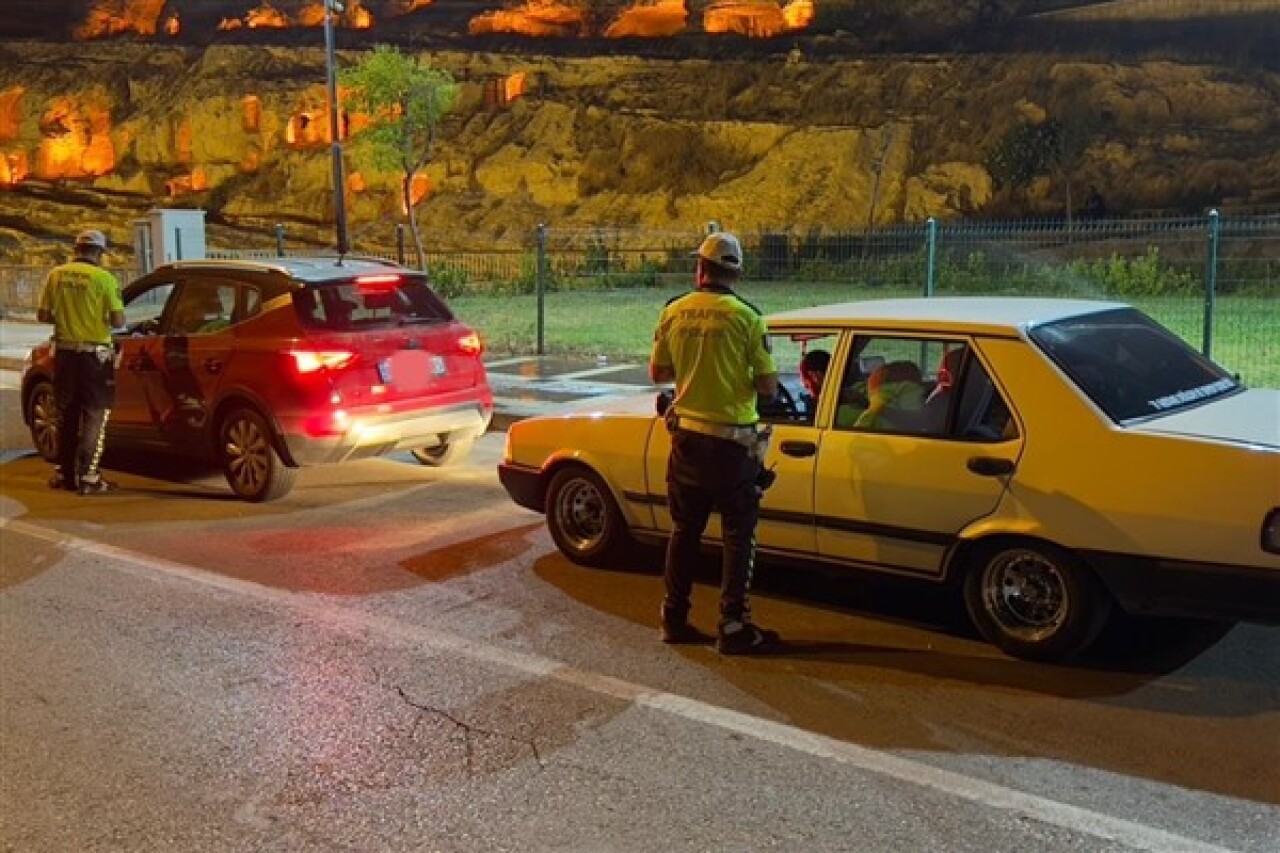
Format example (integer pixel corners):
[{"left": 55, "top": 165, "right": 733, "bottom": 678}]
[
  {"left": 218, "top": 406, "right": 297, "bottom": 502},
  {"left": 546, "top": 465, "right": 632, "bottom": 568},
  {"left": 964, "top": 539, "right": 1112, "bottom": 663}
]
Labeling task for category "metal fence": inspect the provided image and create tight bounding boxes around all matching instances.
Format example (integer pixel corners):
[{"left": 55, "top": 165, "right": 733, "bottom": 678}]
[{"left": 3, "top": 212, "right": 1276, "bottom": 384}]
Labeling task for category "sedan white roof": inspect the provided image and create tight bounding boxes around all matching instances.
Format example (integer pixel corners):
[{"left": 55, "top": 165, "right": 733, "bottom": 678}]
[{"left": 768, "top": 297, "right": 1130, "bottom": 335}]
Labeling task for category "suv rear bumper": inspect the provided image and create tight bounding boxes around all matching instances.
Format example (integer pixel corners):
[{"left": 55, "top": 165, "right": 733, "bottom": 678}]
[{"left": 281, "top": 403, "right": 493, "bottom": 464}]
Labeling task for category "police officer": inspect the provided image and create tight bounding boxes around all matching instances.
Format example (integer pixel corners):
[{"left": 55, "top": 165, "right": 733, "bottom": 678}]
[
  {"left": 37, "top": 229, "right": 125, "bottom": 495},
  {"left": 649, "top": 231, "right": 782, "bottom": 655}
]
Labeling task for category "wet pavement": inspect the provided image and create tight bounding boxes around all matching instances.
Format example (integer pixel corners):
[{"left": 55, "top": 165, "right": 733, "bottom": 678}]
[{"left": 0, "top": 317, "right": 656, "bottom": 429}]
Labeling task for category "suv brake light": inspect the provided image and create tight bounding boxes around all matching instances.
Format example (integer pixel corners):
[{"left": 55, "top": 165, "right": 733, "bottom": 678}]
[
  {"left": 355, "top": 275, "right": 400, "bottom": 293},
  {"left": 458, "top": 332, "right": 483, "bottom": 356},
  {"left": 289, "top": 349, "right": 357, "bottom": 373}
]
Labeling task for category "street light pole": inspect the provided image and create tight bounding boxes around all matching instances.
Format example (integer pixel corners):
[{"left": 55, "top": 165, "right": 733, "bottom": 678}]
[{"left": 324, "top": 0, "right": 350, "bottom": 256}]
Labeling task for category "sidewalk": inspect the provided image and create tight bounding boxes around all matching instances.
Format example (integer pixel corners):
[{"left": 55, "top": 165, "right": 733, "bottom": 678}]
[{"left": 0, "top": 316, "right": 656, "bottom": 429}]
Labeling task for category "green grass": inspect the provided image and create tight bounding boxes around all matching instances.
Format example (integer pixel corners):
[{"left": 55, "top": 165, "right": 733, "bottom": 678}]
[{"left": 451, "top": 285, "right": 1280, "bottom": 389}]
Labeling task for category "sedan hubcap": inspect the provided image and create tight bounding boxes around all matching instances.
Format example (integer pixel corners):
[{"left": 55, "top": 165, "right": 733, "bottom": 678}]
[
  {"left": 554, "top": 478, "right": 606, "bottom": 552},
  {"left": 983, "top": 549, "right": 1069, "bottom": 641}
]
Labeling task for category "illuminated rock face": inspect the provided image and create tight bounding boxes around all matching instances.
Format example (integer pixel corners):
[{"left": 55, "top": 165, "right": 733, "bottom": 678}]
[
  {"left": 73, "top": 0, "right": 169, "bottom": 39},
  {"left": 64, "top": 0, "right": 813, "bottom": 40},
  {"left": 34, "top": 95, "right": 116, "bottom": 180},
  {"left": 0, "top": 39, "right": 1276, "bottom": 264}
]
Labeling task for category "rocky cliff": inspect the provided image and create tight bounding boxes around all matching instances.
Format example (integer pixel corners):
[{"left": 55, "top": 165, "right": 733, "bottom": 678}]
[{"left": 1, "top": 25, "right": 1277, "bottom": 264}]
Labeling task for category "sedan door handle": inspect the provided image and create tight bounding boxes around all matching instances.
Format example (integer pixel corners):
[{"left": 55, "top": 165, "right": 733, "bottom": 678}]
[
  {"left": 967, "top": 456, "right": 1015, "bottom": 477},
  {"left": 780, "top": 440, "right": 817, "bottom": 458}
]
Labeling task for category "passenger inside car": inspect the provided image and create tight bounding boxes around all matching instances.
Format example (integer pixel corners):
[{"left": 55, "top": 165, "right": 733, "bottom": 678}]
[{"left": 854, "top": 360, "right": 925, "bottom": 431}]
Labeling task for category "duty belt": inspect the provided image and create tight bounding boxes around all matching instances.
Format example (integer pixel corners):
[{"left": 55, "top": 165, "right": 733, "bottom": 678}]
[
  {"left": 675, "top": 417, "right": 759, "bottom": 443},
  {"left": 56, "top": 341, "right": 111, "bottom": 353}
]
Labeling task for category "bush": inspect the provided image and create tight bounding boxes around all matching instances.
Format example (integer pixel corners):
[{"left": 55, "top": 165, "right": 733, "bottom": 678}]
[{"left": 427, "top": 261, "right": 471, "bottom": 299}]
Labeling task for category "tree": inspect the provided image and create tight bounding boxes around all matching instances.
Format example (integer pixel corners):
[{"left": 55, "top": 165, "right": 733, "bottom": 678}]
[
  {"left": 340, "top": 45, "right": 459, "bottom": 267},
  {"left": 985, "top": 111, "right": 1103, "bottom": 221}
]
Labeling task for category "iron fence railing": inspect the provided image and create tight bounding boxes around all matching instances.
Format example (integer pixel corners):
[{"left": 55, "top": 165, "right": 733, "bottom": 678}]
[{"left": 3, "top": 213, "right": 1276, "bottom": 386}]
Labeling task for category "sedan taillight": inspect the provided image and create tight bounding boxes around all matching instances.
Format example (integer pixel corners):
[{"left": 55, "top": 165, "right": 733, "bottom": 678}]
[{"left": 288, "top": 349, "right": 356, "bottom": 374}]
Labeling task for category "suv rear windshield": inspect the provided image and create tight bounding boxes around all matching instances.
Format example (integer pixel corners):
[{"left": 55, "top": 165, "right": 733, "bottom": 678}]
[
  {"left": 1029, "top": 307, "right": 1240, "bottom": 422},
  {"left": 294, "top": 275, "right": 454, "bottom": 330}
]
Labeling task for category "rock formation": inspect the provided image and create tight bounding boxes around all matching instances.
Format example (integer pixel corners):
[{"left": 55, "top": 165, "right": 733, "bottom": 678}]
[{"left": 0, "top": 2, "right": 1276, "bottom": 264}]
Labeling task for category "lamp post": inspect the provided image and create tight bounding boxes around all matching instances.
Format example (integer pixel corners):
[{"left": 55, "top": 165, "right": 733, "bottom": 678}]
[{"left": 324, "top": 0, "right": 350, "bottom": 256}]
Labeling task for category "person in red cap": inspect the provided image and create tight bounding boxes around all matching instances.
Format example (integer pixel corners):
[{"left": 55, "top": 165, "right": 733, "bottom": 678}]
[
  {"left": 36, "top": 229, "right": 125, "bottom": 494},
  {"left": 649, "top": 230, "right": 783, "bottom": 655}
]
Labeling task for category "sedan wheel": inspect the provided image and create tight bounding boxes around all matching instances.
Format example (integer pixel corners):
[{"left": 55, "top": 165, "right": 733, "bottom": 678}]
[
  {"left": 963, "top": 541, "right": 1111, "bottom": 662},
  {"left": 26, "top": 380, "right": 59, "bottom": 463},
  {"left": 218, "top": 406, "right": 297, "bottom": 502},
  {"left": 546, "top": 465, "right": 631, "bottom": 568}
]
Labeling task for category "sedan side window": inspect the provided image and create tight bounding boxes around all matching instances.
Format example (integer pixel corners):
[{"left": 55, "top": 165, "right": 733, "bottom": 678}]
[
  {"left": 833, "top": 336, "right": 942, "bottom": 435},
  {"left": 950, "top": 358, "right": 1018, "bottom": 441}
]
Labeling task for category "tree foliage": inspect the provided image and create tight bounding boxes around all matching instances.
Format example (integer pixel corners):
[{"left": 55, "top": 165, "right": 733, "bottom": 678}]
[
  {"left": 340, "top": 45, "right": 459, "bottom": 266},
  {"left": 985, "top": 109, "right": 1104, "bottom": 218}
]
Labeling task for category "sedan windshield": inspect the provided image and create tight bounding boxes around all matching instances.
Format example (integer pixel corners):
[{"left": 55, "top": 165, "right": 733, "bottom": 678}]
[{"left": 1029, "top": 307, "right": 1240, "bottom": 422}]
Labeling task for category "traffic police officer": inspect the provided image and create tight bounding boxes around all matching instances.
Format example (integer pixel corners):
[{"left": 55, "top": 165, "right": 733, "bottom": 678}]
[
  {"left": 37, "top": 229, "right": 125, "bottom": 495},
  {"left": 649, "top": 231, "right": 782, "bottom": 655}
]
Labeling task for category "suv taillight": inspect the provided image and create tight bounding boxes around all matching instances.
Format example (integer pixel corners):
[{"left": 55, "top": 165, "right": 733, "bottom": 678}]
[
  {"left": 288, "top": 349, "right": 356, "bottom": 374},
  {"left": 458, "top": 332, "right": 483, "bottom": 356}
]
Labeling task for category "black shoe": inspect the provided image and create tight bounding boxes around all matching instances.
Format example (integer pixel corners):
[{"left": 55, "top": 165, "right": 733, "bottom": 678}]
[
  {"left": 77, "top": 477, "right": 118, "bottom": 496},
  {"left": 661, "top": 622, "right": 714, "bottom": 645},
  {"left": 716, "top": 621, "right": 783, "bottom": 656},
  {"left": 48, "top": 472, "right": 77, "bottom": 491}
]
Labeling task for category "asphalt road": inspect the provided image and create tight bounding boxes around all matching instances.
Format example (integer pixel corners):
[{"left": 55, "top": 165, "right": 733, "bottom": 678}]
[{"left": 1, "top": 375, "right": 1277, "bottom": 852}]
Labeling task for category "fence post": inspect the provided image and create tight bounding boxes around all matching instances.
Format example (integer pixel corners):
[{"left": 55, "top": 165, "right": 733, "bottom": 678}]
[
  {"left": 924, "top": 218, "right": 938, "bottom": 297},
  {"left": 1202, "top": 208, "right": 1220, "bottom": 357},
  {"left": 274, "top": 223, "right": 286, "bottom": 257},
  {"left": 536, "top": 223, "right": 547, "bottom": 356},
  {"left": 395, "top": 225, "right": 406, "bottom": 266}
]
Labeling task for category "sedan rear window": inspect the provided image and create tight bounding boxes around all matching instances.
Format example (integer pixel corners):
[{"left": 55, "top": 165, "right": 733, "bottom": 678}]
[
  {"left": 294, "top": 275, "right": 454, "bottom": 330},
  {"left": 1029, "top": 307, "right": 1240, "bottom": 422}
]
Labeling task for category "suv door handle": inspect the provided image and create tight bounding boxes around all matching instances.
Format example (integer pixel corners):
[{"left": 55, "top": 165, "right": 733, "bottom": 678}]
[
  {"left": 780, "top": 440, "right": 817, "bottom": 458},
  {"left": 967, "top": 456, "right": 1015, "bottom": 477},
  {"left": 203, "top": 358, "right": 224, "bottom": 374}
]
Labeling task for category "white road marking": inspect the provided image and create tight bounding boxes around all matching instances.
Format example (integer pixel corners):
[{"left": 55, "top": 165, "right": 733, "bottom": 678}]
[
  {"left": 484, "top": 356, "right": 539, "bottom": 368},
  {"left": 1, "top": 518, "right": 1240, "bottom": 853},
  {"left": 557, "top": 363, "right": 642, "bottom": 381}
]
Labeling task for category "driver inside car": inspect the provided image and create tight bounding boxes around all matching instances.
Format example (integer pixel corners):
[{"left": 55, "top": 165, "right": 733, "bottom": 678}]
[{"left": 799, "top": 349, "right": 865, "bottom": 428}]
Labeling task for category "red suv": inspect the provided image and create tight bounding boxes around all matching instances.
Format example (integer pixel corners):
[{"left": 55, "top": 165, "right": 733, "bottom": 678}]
[{"left": 22, "top": 256, "right": 494, "bottom": 501}]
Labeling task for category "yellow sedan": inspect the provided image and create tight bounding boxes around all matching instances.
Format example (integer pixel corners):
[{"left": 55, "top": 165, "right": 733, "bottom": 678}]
[{"left": 499, "top": 298, "right": 1280, "bottom": 662}]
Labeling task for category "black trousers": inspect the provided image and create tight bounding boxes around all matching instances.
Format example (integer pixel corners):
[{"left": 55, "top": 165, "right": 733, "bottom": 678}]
[
  {"left": 663, "top": 429, "right": 762, "bottom": 626},
  {"left": 54, "top": 348, "right": 116, "bottom": 481}
]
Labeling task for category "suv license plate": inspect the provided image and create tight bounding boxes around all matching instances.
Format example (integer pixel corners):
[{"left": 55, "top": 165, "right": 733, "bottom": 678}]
[
  {"left": 377, "top": 359, "right": 393, "bottom": 384},
  {"left": 431, "top": 355, "right": 446, "bottom": 376}
]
